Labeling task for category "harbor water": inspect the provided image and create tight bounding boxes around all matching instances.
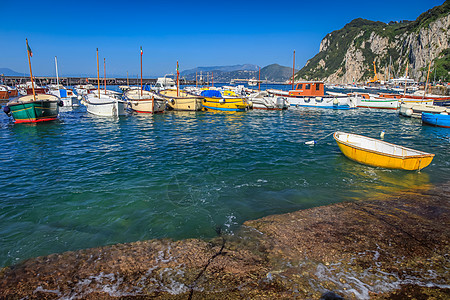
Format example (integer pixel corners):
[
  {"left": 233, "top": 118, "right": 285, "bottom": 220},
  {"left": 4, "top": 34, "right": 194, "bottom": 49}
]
[{"left": 0, "top": 86, "right": 449, "bottom": 268}]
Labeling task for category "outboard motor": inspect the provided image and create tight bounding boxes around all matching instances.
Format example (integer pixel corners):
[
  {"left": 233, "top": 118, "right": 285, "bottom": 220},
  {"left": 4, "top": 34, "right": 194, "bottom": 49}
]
[{"left": 276, "top": 97, "right": 285, "bottom": 109}]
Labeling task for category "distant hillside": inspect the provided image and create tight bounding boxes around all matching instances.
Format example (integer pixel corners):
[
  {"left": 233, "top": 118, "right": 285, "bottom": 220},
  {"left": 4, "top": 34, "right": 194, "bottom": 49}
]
[
  {"left": 296, "top": 0, "right": 450, "bottom": 83},
  {"left": 0, "top": 68, "right": 24, "bottom": 76},
  {"left": 260, "top": 64, "right": 296, "bottom": 82},
  {"left": 181, "top": 64, "right": 259, "bottom": 76},
  {"left": 181, "top": 64, "right": 293, "bottom": 82}
]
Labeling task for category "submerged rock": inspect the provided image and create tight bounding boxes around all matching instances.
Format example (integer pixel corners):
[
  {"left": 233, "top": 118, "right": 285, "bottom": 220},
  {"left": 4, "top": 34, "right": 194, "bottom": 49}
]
[{"left": 1, "top": 183, "right": 449, "bottom": 299}]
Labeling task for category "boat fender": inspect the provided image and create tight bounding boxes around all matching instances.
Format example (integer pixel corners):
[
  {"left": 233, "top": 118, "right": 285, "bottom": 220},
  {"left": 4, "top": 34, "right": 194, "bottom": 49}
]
[
  {"left": 405, "top": 108, "right": 413, "bottom": 117},
  {"left": 171, "top": 99, "right": 175, "bottom": 105},
  {"left": 58, "top": 101, "right": 64, "bottom": 107},
  {"left": 219, "top": 98, "right": 225, "bottom": 103},
  {"left": 77, "top": 95, "right": 82, "bottom": 100},
  {"left": 380, "top": 130, "right": 385, "bottom": 139},
  {"left": 333, "top": 98, "right": 339, "bottom": 105},
  {"left": 3, "top": 105, "right": 10, "bottom": 115}
]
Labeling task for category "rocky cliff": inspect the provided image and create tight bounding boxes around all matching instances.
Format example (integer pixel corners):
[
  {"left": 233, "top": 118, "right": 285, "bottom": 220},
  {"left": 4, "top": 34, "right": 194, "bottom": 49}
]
[{"left": 296, "top": 1, "right": 450, "bottom": 83}]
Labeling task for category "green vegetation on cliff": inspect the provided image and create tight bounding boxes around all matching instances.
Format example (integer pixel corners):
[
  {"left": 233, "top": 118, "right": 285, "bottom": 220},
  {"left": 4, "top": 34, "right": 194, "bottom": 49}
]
[
  {"left": 296, "top": 0, "right": 450, "bottom": 82},
  {"left": 433, "top": 48, "right": 450, "bottom": 81}
]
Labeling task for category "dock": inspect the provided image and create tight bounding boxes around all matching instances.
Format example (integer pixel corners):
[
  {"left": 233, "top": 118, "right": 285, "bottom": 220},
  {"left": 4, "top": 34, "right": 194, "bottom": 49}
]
[{"left": 0, "top": 75, "right": 196, "bottom": 86}]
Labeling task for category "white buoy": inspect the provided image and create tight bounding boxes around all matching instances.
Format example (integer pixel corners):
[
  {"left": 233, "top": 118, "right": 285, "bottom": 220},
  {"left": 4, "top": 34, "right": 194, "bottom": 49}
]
[
  {"left": 380, "top": 130, "right": 385, "bottom": 139},
  {"left": 305, "top": 140, "right": 316, "bottom": 145}
]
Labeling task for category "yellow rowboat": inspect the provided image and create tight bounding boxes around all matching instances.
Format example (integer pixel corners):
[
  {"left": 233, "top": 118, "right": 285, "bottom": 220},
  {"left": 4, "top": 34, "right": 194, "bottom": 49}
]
[
  {"left": 158, "top": 89, "right": 203, "bottom": 111},
  {"left": 200, "top": 89, "right": 248, "bottom": 112},
  {"left": 333, "top": 131, "right": 434, "bottom": 170}
]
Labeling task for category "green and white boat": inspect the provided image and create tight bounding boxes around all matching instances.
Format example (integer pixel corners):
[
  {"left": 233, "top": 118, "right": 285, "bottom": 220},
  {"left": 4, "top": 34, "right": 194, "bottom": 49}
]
[
  {"left": 4, "top": 94, "right": 60, "bottom": 123},
  {"left": 2, "top": 38, "right": 61, "bottom": 124}
]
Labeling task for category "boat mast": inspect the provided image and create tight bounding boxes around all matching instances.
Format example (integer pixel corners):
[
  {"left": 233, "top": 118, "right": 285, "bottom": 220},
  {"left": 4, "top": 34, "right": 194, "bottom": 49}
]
[
  {"left": 422, "top": 61, "right": 432, "bottom": 101},
  {"left": 104, "top": 58, "right": 106, "bottom": 94},
  {"left": 26, "top": 38, "right": 36, "bottom": 102},
  {"left": 140, "top": 46, "right": 143, "bottom": 96},
  {"left": 127, "top": 71, "right": 129, "bottom": 86},
  {"left": 212, "top": 72, "right": 214, "bottom": 87},
  {"left": 258, "top": 67, "right": 261, "bottom": 92},
  {"left": 55, "top": 56, "right": 59, "bottom": 88},
  {"left": 176, "top": 61, "right": 179, "bottom": 97},
  {"left": 388, "top": 56, "right": 392, "bottom": 81},
  {"left": 96, "top": 48, "right": 100, "bottom": 98},
  {"left": 292, "top": 50, "right": 295, "bottom": 90},
  {"left": 196, "top": 71, "right": 198, "bottom": 87}
]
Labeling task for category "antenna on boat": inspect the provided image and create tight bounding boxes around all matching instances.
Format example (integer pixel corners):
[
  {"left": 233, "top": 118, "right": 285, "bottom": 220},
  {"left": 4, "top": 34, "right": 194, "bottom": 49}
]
[
  {"left": 26, "top": 38, "right": 36, "bottom": 102},
  {"left": 292, "top": 50, "right": 295, "bottom": 90},
  {"left": 140, "top": 46, "right": 143, "bottom": 97},
  {"left": 55, "top": 56, "right": 59, "bottom": 88},
  {"left": 104, "top": 58, "right": 106, "bottom": 94},
  {"left": 96, "top": 48, "right": 100, "bottom": 98},
  {"left": 403, "top": 60, "right": 409, "bottom": 97},
  {"left": 422, "top": 61, "right": 431, "bottom": 102}
]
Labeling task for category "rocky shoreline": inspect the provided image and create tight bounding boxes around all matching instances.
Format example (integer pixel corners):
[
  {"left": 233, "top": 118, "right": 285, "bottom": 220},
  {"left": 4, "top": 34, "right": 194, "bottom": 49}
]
[{"left": 1, "top": 183, "right": 449, "bottom": 299}]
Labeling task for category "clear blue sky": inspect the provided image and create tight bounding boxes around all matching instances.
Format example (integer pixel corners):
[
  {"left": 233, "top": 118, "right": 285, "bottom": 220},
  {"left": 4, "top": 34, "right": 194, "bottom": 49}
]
[{"left": 0, "top": 0, "right": 444, "bottom": 77}]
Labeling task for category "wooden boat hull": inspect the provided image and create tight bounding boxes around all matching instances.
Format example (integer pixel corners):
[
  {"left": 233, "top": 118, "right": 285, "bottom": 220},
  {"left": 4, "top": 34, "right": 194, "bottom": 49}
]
[
  {"left": 201, "top": 97, "right": 247, "bottom": 111},
  {"left": 159, "top": 90, "right": 203, "bottom": 111},
  {"left": 399, "top": 103, "right": 448, "bottom": 118},
  {"left": 422, "top": 112, "right": 450, "bottom": 128},
  {"left": 128, "top": 99, "right": 165, "bottom": 113},
  {"left": 0, "top": 90, "right": 8, "bottom": 100},
  {"left": 6, "top": 95, "right": 59, "bottom": 123},
  {"left": 8, "top": 89, "right": 18, "bottom": 97},
  {"left": 334, "top": 131, "right": 434, "bottom": 170},
  {"left": 26, "top": 87, "right": 48, "bottom": 95}
]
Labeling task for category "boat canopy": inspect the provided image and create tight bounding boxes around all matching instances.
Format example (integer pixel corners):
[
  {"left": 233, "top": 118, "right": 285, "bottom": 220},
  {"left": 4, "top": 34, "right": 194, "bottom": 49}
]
[{"left": 200, "top": 90, "right": 222, "bottom": 97}]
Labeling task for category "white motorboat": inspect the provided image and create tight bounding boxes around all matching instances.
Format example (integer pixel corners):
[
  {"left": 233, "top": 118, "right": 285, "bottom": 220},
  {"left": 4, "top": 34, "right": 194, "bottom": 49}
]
[
  {"left": 152, "top": 76, "right": 176, "bottom": 92},
  {"left": 350, "top": 92, "right": 399, "bottom": 110},
  {"left": 74, "top": 84, "right": 96, "bottom": 97},
  {"left": 84, "top": 92, "right": 127, "bottom": 116},
  {"left": 248, "top": 91, "right": 288, "bottom": 110},
  {"left": 47, "top": 84, "right": 79, "bottom": 107},
  {"left": 48, "top": 56, "right": 79, "bottom": 107}
]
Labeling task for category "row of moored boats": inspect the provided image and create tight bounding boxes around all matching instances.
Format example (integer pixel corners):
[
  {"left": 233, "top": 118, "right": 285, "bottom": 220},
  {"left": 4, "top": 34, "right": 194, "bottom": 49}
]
[{"left": 1, "top": 79, "right": 449, "bottom": 127}]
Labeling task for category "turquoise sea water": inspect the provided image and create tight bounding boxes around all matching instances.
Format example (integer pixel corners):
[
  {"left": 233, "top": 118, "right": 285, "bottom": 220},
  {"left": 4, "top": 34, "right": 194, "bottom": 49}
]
[{"left": 0, "top": 87, "right": 449, "bottom": 268}]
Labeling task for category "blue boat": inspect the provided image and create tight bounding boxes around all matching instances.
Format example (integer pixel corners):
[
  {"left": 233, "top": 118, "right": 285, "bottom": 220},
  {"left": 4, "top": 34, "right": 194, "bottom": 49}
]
[{"left": 422, "top": 112, "right": 450, "bottom": 128}]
